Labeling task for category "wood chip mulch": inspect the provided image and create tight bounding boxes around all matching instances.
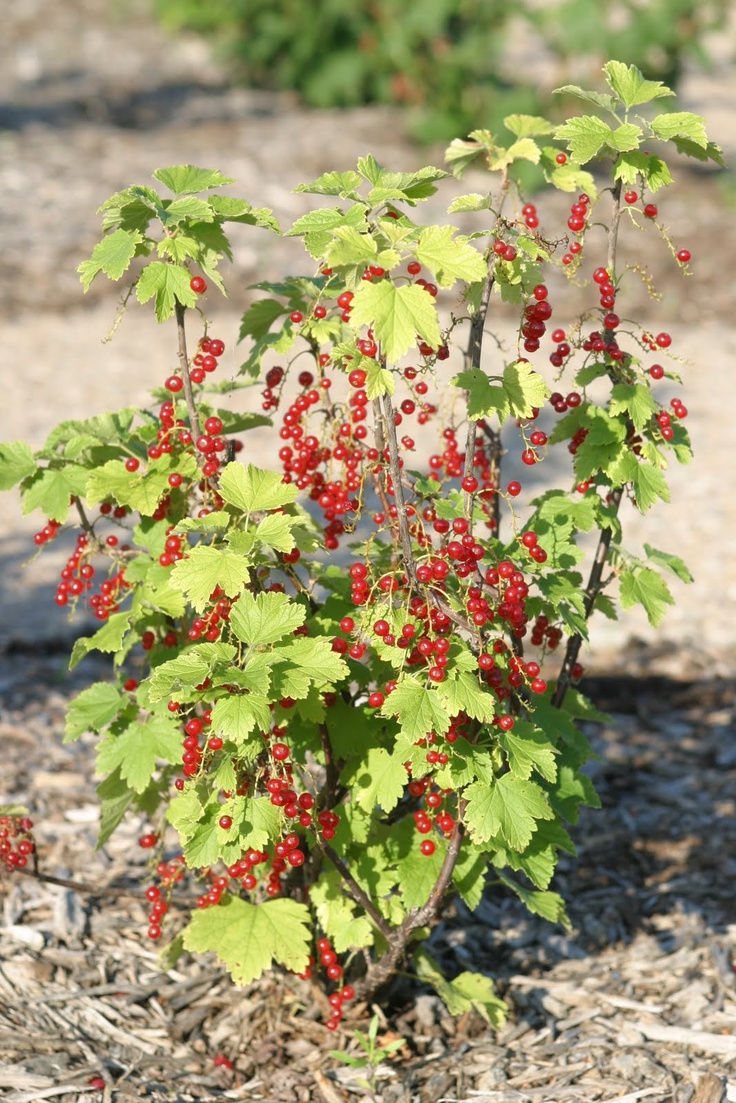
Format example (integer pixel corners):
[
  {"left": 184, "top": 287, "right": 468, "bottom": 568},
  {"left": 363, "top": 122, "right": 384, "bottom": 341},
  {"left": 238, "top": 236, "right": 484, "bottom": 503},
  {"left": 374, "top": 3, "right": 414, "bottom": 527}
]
[{"left": 0, "top": 639, "right": 734, "bottom": 1103}]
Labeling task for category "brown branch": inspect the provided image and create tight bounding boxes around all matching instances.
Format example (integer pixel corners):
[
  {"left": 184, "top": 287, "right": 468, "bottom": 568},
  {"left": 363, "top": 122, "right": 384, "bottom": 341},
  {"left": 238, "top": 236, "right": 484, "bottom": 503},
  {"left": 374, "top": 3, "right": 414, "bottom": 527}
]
[
  {"left": 380, "top": 391, "right": 418, "bottom": 587},
  {"left": 318, "top": 722, "right": 340, "bottom": 809},
  {"left": 6, "top": 865, "right": 197, "bottom": 909},
  {"left": 354, "top": 811, "right": 466, "bottom": 1002},
  {"left": 174, "top": 300, "right": 202, "bottom": 443},
  {"left": 319, "top": 843, "right": 393, "bottom": 941},
  {"left": 552, "top": 486, "right": 623, "bottom": 708},
  {"left": 462, "top": 259, "right": 498, "bottom": 532}
]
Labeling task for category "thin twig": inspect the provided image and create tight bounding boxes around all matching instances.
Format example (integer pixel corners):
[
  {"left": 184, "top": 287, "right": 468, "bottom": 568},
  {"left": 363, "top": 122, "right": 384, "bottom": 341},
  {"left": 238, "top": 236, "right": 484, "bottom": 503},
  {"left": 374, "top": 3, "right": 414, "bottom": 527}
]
[
  {"left": 319, "top": 843, "right": 393, "bottom": 940},
  {"left": 5, "top": 865, "right": 197, "bottom": 909},
  {"left": 380, "top": 391, "right": 418, "bottom": 587}
]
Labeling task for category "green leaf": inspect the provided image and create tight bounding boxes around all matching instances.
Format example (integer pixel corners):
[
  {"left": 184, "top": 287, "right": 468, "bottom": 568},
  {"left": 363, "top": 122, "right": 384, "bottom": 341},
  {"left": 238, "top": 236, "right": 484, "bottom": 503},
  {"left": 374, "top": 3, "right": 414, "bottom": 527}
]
[
  {"left": 210, "top": 693, "right": 271, "bottom": 746},
  {"left": 0, "top": 442, "right": 37, "bottom": 489},
  {"left": 323, "top": 225, "right": 377, "bottom": 270},
  {"left": 502, "top": 361, "right": 551, "bottom": 418},
  {"left": 669, "top": 137, "right": 725, "bottom": 167},
  {"left": 603, "top": 61, "right": 674, "bottom": 108},
  {"left": 643, "top": 544, "right": 693, "bottom": 584},
  {"left": 363, "top": 359, "right": 396, "bottom": 399},
  {"left": 498, "top": 722, "right": 558, "bottom": 782},
  {"left": 631, "top": 460, "right": 671, "bottom": 513},
  {"left": 22, "top": 464, "right": 88, "bottom": 523},
  {"left": 497, "top": 873, "right": 570, "bottom": 928},
  {"left": 70, "top": 612, "right": 132, "bottom": 670},
  {"left": 135, "top": 261, "right": 197, "bottom": 321},
  {"left": 229, "top": 590, "right": 306, "bottom": 647},
  {"left": 294, "top": 170, "right": 363, "bottom": 198},
  {"left": 452, "top": 369, "right": 508, "bottom": 421},
  {"left": 218, "top": 462, "right": 298, "bottom": 513},
  {"left": 347, "top": 747, "right": 406, "bottom": 814},
  {"left": 464, "top": 775, "right": 553, "bottom": 851},
  {"left": 271, "top": 637, "right": 348, "bottom": 697},
  {"left": 554, "top": 116, "right": 614, "bottom": 164},
  {"left": 447, "top": 193, "right": 490, "bottom": 214},
  {"left": 147, "top": 651, "right": 215, "bottom": 702},
  {"left": 609, "top": 123, "right": 643, "bottom": 152},
  {"left": 253, "top": 513, "right": 297, "bottom": 553},
  {"left": 650, "top": 112, "right": 708, "bottom": 148},
  {"left": 414, "top": 225, "right": 486, "bottom": 287},
  {"left": 348, "top": 280, "right": 441, "bottom": 363},
  {"left": 97, "top": 715, "right": 183, "bottom": 793},
  {"left": 96, "top": 769, "right": 134, "bottom": 849},
  {"left": 238, "top": 298, "right": 286, "bottom": 341},
  {"left": 414, "top": 950, "right": 507, "bottom": 1026},
  {"left": 78, "top": 228, "right": 143, "bottom": 290},
  {"left": 381, "top": 675, "right": 451, "bottom": 744},
  {"left": 286, "top": 204, "right": 368, "bottom": 258},
  {"left": 153, "top": 165, "right": 234, "bottom": 194},
  {"left": 614, "top": 151, "right": 673, "bottom": 192},
  {"left": 396, "top": 841, "right": 445, "bottom": 910},
  {"left": 504, "top": 114, "right": 555, "bottom": 138},
  {"left": 553, "top": 85, "right": 617, "bottom": 113},
  {"left": 182, "top": 895, "right": 311, "bottom": 984},
  {"left": 85, "top": 454, "right": 198, "bottom": 515},
  {"left": 169, "top": 545, "right": 252, "bottom": 612},
  {"left": 609, "top": 382, "right": 658, "bottom": 433},
  {"left": 64, "top": 683, "right": 122, "bottom": 742},
  {"left": 438, "top": 670, "right": 496, "bottom": 724},
  {"left": 619, "top": 565, "right": 674, "bottom": 627}
]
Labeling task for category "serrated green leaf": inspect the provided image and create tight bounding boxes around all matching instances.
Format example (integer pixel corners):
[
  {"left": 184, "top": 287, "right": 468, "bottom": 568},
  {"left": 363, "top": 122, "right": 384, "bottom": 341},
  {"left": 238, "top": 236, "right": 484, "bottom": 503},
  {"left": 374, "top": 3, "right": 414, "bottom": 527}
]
[
  {"left": 323, "top": 225, "right": 377, "bottom": 270},
  {"left": 238, "top": 298, "right": 286, "bottom": 342},
  {"left": 218, "top": 462, "right": 298, "bottom": 513},
  {"left": 348, "top": 280, "right": 441, "bottom": 363},
  {"left": 609, "top": 382, "right": 658, "bottom": 433},
  {"left": 0, "top": 441, "right": 37, "bottom": 489},
  {"left": 609, "top": 123, "right": 643, "bottom": 152},
  {"left": 21, "top": 464, "right": 88, "bottom": 523},
  {"left": 414, "top": 225, "right": 486, "bottom": 287},
  {"left": 414, "top": 950, "right": 507, "bottom": 1025},
  {"left": 97, "top": 715, "right": 182, "bottom": 793},
  {"left": 464, "top": 775, "right": 553, "bottom": 851},
  {"left": 210, "top": 693, "right": 271, "bottom": 746},
  {"left": 363, "top": 359, "right": 395, "bottom": 399},
  {"left": 643, "top": 544, "right": 692, "bottom": 583},
  {"left": 96, "top": 769, "right": 134, "bottom": 849},
  {"left": 396, "top": 841, "right": 445, "bottom": 910},
  {"left": 631, "top": 460, "right": 670, "bottom": 513},
  {"left": 452, "top": 846, "right": 489, "bottom": 911},
  {"left": 504, "top": 114, "right": 556, "bottom": 138},
  {"left": 498, "top": 722, "right": 558, "bottom": 782},
  {"left": 64, "top": 682, "right": 122, "bottom": 742},
  {"left": 271, "top": 637, "right": 348, "bottom": 697},
  {"left": 488, "top": 137, "right": 541, "bottom": 170},
  {"left": 70, "top": 613, "right": 133, "bottom": 670},
  {"left": 147, "top": 651, "right": 214, "bottom": 701},
  {"left": 619, "top": 565, "right": 674, "bottom": 626},
  {"left": 552, "top": 85, "right": 617, "bottom": 113},
  {"left": 347, "top": 747, "right": 407, "bottom": 814},
  {"left": 554, "top": 116, "right": 614, "bottom": 164},
  {"left": 294, "top": 170, "right": 363, "bottom": 198},
  {"left": 502, "top": 361, "right": 551, "bottom": 417},
  {"left": 169, "top": 545, "right": 252, "bottom": 612},
  {"left": 85, "top": 453, "right": 198, "bottom": 515},
  {"left": 497, "top": 872, "right": 570, "bottom": 928},
  {"left": 650, "top": 112, "right": 708, "bottom": 148},
  {"left": 603, "top": 61, "right": 674, "bottom": 108},
  {"left": 229, "top": 590, "right": 305, "bottom": 646},
  {"left": 135, "top": 261, "right": 197, "bottom": 320},
  {"left": 669, "top": 137, "right": 725, "bottom": 166},
  {"left": 153, "top": 165, "right": 234, "bottom": 194},
  {"left": 78, "top": 228, "right": 143, "bottom": 290},
  {"left": 438, "top": 670, "right": 496, "bottom": 724},
  {"left": 452, "top": 369, "right": 508, "bottom": 422},
  {"left": 447, "top": 193, "right": 491, "bottom": 214},
  {"left": 251, "top": 513, "right": 295, "bottom": 554},
  {"left": 182, "top": 896, "right": 311, "bottom": 984},
  {"left": 614, "top": 151, "right": 673, "bottom": 192},
  {"left": 381, "top": 675, "right": 451, "bottom": 743}
]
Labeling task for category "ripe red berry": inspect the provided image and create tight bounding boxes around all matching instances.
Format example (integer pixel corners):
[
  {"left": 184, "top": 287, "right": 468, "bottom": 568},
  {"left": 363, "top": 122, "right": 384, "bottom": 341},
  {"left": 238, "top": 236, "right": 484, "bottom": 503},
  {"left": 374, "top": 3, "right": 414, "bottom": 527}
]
[
  {"left": 190, "top": 276, "right": 207, "bottom": 294},
  {"left": 219, "top": 815, "right": 233, "bottom": 830},
  {"left": 676, "top": 249, "right": 691, "bottom": 264},
  {"left": 165, "top": 375, "right": 183, "bottom": 393}
]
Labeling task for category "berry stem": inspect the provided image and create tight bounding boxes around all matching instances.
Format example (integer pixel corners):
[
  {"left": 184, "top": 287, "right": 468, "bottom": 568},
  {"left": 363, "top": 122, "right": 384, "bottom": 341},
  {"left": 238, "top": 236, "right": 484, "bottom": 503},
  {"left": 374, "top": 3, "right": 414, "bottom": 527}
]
[{"left": 380, "top": 391, "right": 418, "bottom": 587}]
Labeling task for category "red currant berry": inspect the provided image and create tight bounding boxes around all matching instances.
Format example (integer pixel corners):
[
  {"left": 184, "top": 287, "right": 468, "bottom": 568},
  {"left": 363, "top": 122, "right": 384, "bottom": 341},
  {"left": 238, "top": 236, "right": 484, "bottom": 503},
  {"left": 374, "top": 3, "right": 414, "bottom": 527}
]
[{"left": 190, "top": 276, "right": 207, "bottom": 294}]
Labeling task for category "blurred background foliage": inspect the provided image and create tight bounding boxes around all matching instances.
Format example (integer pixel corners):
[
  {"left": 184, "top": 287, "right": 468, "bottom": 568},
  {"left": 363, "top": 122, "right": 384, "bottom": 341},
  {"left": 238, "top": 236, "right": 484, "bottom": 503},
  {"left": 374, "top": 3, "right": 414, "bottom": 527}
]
[{"left": 151, "top": 0, "right": 730, "bottom": 142}]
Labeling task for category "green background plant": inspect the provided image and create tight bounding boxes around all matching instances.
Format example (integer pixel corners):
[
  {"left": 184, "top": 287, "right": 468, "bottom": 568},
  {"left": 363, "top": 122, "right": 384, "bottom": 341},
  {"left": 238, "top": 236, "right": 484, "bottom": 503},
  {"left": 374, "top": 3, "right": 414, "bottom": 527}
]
[{"left": 151, "top": 0, "right": 729, "bottom": 141}]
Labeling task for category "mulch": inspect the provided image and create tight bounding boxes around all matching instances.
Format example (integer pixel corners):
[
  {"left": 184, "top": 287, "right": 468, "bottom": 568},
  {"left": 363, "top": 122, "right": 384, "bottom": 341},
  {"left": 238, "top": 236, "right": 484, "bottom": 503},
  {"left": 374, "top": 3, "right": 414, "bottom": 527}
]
[{"left": 1, "top": 640, "right": 734, "bottom": 1102}]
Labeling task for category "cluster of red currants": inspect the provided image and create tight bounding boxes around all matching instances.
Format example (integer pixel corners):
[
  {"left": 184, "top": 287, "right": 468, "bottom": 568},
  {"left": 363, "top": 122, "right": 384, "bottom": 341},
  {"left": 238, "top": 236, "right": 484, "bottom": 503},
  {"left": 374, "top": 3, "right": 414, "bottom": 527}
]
[{"left": 0, "top": 815, "right": 35, "bottom": 870}]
